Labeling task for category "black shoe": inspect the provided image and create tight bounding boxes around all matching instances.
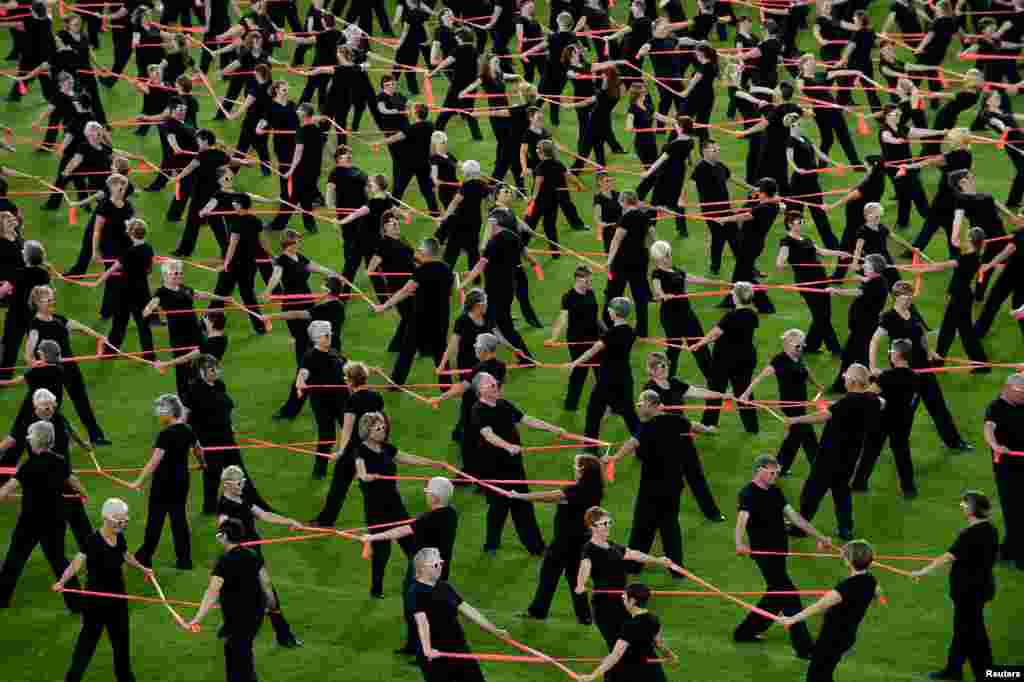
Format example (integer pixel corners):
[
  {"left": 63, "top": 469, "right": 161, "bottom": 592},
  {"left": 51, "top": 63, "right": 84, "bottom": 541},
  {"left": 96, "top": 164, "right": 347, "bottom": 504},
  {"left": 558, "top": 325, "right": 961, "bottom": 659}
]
[
  {"left": 517, "top": 611, "right": 545, "bottom": 620},
  {"left": 278, "top": 637, "right": 304, "bottom": 648},
  {"left": 577, "top": 615, "right": 593, "bottom": 625},
  {"left": 928, "top": 671, "right": 962, "bottom": 681},
  {"left": 175, "top": 560, "right": 194, "bottom": 571},
  {"left": 795, "top": 650, "right": 813, "bottom": 660},
  {"left": 707, "top": 513, "right": 727, "bottom": 523},
  {"left": 92, "top": 437, "right": 112, "bottom": 447},
  {"left": 733, "top": 633, "right": 764, "bottom": 643},
  {"left": 394, "top": 646, "right": 416, "bottom": 656},
  {"left": 370, "top": 591, "right": 384, "bottom": 599},
  {"left": 850, "top": 483, "right": 868, "bottom": 493},
  {"left": 837, "top": 528, "right": 854, "bottom": 542},
  {"left": 949, "top": 440, "right": 973, "bottom": 452},
  {"left": 787, "top": 527, "right": 808, "bottom": 538},
  {"left": 903, "top": 488, "right": 918, "bottom": 500},
  {"left": 570, "top": 223, "right": 589, "bottom": 231},
  {"left": 483, "top": 547, "right": 497, "bottom": 556}
]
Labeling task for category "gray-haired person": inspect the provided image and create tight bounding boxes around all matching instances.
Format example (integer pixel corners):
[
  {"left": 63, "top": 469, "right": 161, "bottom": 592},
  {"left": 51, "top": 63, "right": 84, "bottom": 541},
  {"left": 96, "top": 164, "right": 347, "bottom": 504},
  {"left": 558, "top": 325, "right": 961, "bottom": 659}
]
[{"left": 0, "top": 421, "right": 85, "bottom": 611}]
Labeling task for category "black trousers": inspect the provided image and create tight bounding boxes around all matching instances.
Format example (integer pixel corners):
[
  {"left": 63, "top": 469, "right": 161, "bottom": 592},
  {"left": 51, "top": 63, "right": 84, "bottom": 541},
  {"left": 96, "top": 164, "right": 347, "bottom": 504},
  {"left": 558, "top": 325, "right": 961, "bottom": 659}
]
[
  {"left": 799, "top": 459, "right": 855, "bottom": 535},
  {"left": 802, "top": 289, "right": 842, "bottom": 354},
  {"left": 681, "top": 449, "right": 722, "bottom": 519},
  {"left": 806, "top": 646, "right": 845, "bottom": 682},
  {"left": 778, "top": 421, "right": 819, "bottom": 474},
  {"left": 1007, "top": 146, "right": 1024, "bottom": 207},
  {"left": 886, "top": 168, "right": 930, "bottom": 229},
  {"left": 64, "top": 364, "right": 104, "bottom": 442},
  {"left": 628, "top": 487, "right": 683, "bottom": 566},
  {"left": 527, "top": 534, "right": 591, "bottom": 621},
  {"left": 366, "top": 518, "right": 415, "bottom": 596},
  {"left": 314, "top": 452, "right": 356, "bottom": 526},
  {"left": 703, "top": 353, "right": 759, "bottom": 432},
  {"left": 514, "top": 267, "right": 541, "bottom": 327},
  {"left": 851, "top": 411, "right": 915, "bottom": 492},
  {"left": 277, "top": 317, "right": 311, "bottom": 417},
  {"left": 914, "top": 372, "right": 962, "bottom": 447},
  {"left": 525, "top": 192, "right": 585, "bottom": 246},
  {"left": 484, "top": 487, "right": 544, "bottom": 554},
  {"left": 223, "top": 620, "right": 263, "bottom": 682},
  {"left": 814, "top": 111, "right": 860, "bottom": 166},
  {"left": 993, "top": 462, "right": 1021, "bottom": 565},
  {"left": 584, "top": 381, "right": 640, "bottom": 445},
  {"left": 912, "top": 190, "right": 956, "bottom": 253},
  {"left": 604, "top": 266, "right": 650, "bottom": 338},
  {"left": 832, "top": 323, "right": 874, "bottom": 391},
  {"left": 0, "top": 311, "right": 28, "bottom": 380},
  {"left": 212, "top": 266, "right": 263, "bottom": 333},
  {"left": 0, "top": 517, "right": 80, "bottom": 609},
  {"left": 65, "top": 499, "right": 95, "bottom": 553},
  {"left": 310, "top": 393, "right": 344, "bottom": 478},
  {"left": 236, "top": 126, "right": 271, "bottom": 173},
  {"left": 135, "top": 497, "right": 191, "bottom": 567},
  {"left": 789, "top": 174, "right": 838, "bottom": 248},
  {"left": 65, "top": 606, "right": 135, "bottom": 682},
  {"left": 392, "top": 313, "right": 445, "bottom": 387},
  {"left": 564, "top": 343, "right": 599, "bottom": 411},
  {"left": 177, "top": 196, "right": 227, "bottom": 257},
  {"left": 492, "top": 142, "right": 525, "bottom": 192},
  {"left": 485, "top": 288, "right": 533, "bottom": 360},
  {"left": 660, "top": 304, "right": 711, "bottom": 381},
  {"left": 441, "top": 229, "right": 480, "bottom": 272},
  {"left": 734, "top": 554, "right": 814, "bottom": 655},
  {"left": 393, "top": 165, "right": 439, "bottom": 214},
  {"left": 706, "top": 220, "right": 740, "bottom": 273},
  {"left": 936, "top": 295, "right": 987, "bottom": 362},
  {"left": 975, "top": 265, "right": 1024, "bottom": 339},
  {"left": 433, "top": 90, "right": 482, "bottom": 138},
  {"left": 945, "top": 596, "right": 992, "bottom": 678},
  {"left": 540, "top": 70, "right": 568, "bottom": 126}
]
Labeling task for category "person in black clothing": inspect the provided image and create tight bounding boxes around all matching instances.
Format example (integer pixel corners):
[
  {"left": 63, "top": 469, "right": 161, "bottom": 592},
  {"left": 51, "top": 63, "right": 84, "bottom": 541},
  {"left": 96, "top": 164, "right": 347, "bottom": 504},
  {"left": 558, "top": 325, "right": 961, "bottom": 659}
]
[
  {"left": 690, "top": 139, "right": 748, "bottom": 274},
  {"left": 734, "top": 454, "right": 829, "bottom": 658},
  {"left": 362, "top": 476, "right": 458, "bottom": 657},
  {"left": 373, "top": 238, "right": 454, "bottom": 386},
  {"left": 983, "top": 375, "right": 1024, "bottom": 570},
  {"left": 184, "top": 519, "right": 277, "bottom": 682},
  {"left": 172, "top": 129, "right": 246, "bottom": 258},
  {"left": 0, "top": 240, "right": 50, "bottom": 381},
  {"left": 8, "top": 1, "right": 55, "bottom": 102},
  {"left": 784, "top": 112, "right": 841, "bottom": 249},
  {"left": 778, "top": 540, "right": 880, "bottom": 682},
  {"left": 826, "top": 155, "right": 888, "bottom": 279},
  {"left": 524, "top": 140, "right": 588, "bottom": 248},
  {"left": 947, "top": 169, "right": 1015, "bottom": 303},
  {"left": 430, "top": 29, "right": 484, "bottom": 140},
  {"left": 743, "top": 329, "right": 824, "bottom": 476},
  {"left": 441, "top": 288, "right": 494, "bottom": 396},
  {"left": 472, "top": 372, "right": 567, "bottom": 555},
  {"left": 294, "top": 321, "right": 345, "bottom": 479},
  {"left": 131, "top": 394, "right": 203, "bottom": 570},
  {"left": 534, "top": 11, "right": 578, "bottom": 127},
  {"left": 868, "top": 281, "right": 971, "bottom": 451},
  {"left": 0, "top": 382, "right": 69, "bottom": 477},
  {"left": 326, "top": 146, "right": 371, "bottom": 291},
  {"left": 716, "top": 177, "right": 781, "bottom": 314},
  {"left": 606, "top": 389, "right": 722, "bottom": 571},
  {"left": 409, "top": 546, "right": 509, "bottom": 682},
  {"left": 789, "top": 364, "right": 882, "bottom": 540},
  {"left": 850, "top": 338, "right": 920, "bottom": 496},
  {"left": 278, "top": 103, "right": 326, "bottom": 234},
  {"left": 549, "top": 265, "right": 605, "bottom": 411},
  {"left": 436, "top": 160, "right": 489, "bottom": 270},
  {"left": 571, "top": 297, "right": 641, "bottom": 447},
  {"left": 149, "top": 99, "right": 198, "bottom": 210},
  {"left": 577, "top": 583, "right": 678, "bottom": 682},
  {"left": 637, "top": 114, "right": 695, "bottom": 238},
  {"left": 0, "top": 420, "right": 85, "bottom": 611},
  {"left": 908, "top": 129, "right": 973, "bottom": 254},
  {"left": 380, "top": 103, "right": 439, "bottom": 214},
  {"left": 642, "top": 351, "right": 732, "bottom": 418},
  {"left": 605, "top": 192, "right": 654, "bottom": 339},
  {"left": 877, "top": 105, "right": 934, "bottom": 232},
  {"left": 592, "top": 172, "right": 623, "bottom": 252},
  {"left": 98, "top": 219, "right": 155, "bottom": 360},
  {"left": 691, "top": 281, "right": 760, "bottom": 432},
  {"left": 224, "top": 64, "right": 273, "bottom": 178},
  {"left": 57, "top": 498, "right": 150, "bottom": 682},
  {"left": 355, "top": 412, "right": 446, "bottom": 597},
  {"left": 217, "top": 465, "right": 303, "bottom": 648},
  {"left": 518, "top": 454, "right": 604, "bottom": 623},
  {"left": 913, "top": 491, "right": 999, "bottom": 681},
  {"left": 912, "top": 1, "right": 960, "bottom": 102},
  {"left": 430, "top": 132, "right": 460, "bottom": 210},
  {"left": 827, "top": 254, "right": 889, "bottom": 393}
]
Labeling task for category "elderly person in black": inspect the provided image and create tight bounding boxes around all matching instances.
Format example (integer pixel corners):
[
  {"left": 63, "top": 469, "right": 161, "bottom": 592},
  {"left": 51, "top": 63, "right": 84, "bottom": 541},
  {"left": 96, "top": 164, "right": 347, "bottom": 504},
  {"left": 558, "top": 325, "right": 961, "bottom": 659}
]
[
  {"left": 826, "top": 254, "right": 889, "bottom": 394},
  {"left": 734, "top": 454, "right": 831, "bottom": 659},
  {"left": 912, "top": 491, "right": 999, "bottom": 681},
  {"left": 605, "top": 390, "right": 720, "bottom": 574},
  {"left": 472, "top": 372, "right": 567, "bottom": 556},
  {"left": 518, "top": 454, "right": 604, "bottom": 624},
  {"left": 130, "top": 394, "right": 204, "bottom": 570},
  {"left": 55, "top": 498, "right": 152, "bottom": 682},
  {"left": 0, "top": 420, "right": 85, "bottom": 611},
  {"left": 984, "top": 374, "right": 1024, "bottom": 571},
  {"left": 184, "top": 519, "right": 277, "bottom": 682}
]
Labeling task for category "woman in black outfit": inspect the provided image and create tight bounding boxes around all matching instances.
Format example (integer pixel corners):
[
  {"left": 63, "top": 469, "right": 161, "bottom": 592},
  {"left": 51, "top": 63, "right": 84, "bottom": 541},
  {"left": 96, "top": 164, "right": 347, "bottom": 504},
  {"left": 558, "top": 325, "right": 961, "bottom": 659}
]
[
  {"left": 569, "top": 63, "right": 625, "bottom": 174},
  {"left": 878, "top": 105, "right": 936, "bottom": 232},
  {"left": 391, "top": 0, "right": 431, "bottom": 95},
  {"left": 355, "top": 411, "right": 446, "bottom": 597},
  {"left": 909, "top": 129, "right": 974, "bottom": 255},
  {"left": 442, "top": 288, "right": 494, "bottom": 385},
  {"left": 976, "top": 91, "right": 1024, "bottom": 209},
  {"left": 262, "top": 230, "right": 333, "bottom": 420},
  {"left": 367, "top": 207, "right": 416, "bottom": 310},
  {"left": 636, "top": 114, "right": 695, "bottom": 238},
  {"left": 775, "top": 212, "right": 846, "bottom": 355},
  {"left": 310, "top": 361, "right": 385, "bottom": 527},
  {"left": 294, "top": 320, "right": 345, "bottom": 480},
  {"left": 691, "top": 281, "right": 759, "bottom": 433},
  {"left": 650, "top": 240, "right": 719, "bottom": 380},
  {"left": 785, "top": 111, "right": 840, "bottom": 249},
  {"left": 681, "top": 43, "right": 719, "bottom": 140},
  {"left": 794, "top": 54, "right": 862, "bottom": 169},
  {"left": 224, "top": 63, "right": 273, "bottom": 177},
  {"left": 852, "top": 203, "right": 917, "bottom": 289},
  {"left": 54, "top": 15, "right": 105, "bottom": 126},
  {"left": 549, "top": 265, "right": 603, "bottom": 411},
  {"left": 217, "top": 465, "right": 303, "bottom": 647},
  {"left": 519, "top": 454, "right": 604, "bottom": 623},
  {"left": 56, "top": 498, "right": 151, "bottom": 682},
  {"left": 216, "top": 32, "right": 273, "bottom": 121},
  {"left": 625, "top": 83, "right": 659, "bottom": 168},
  {"left": 91, "top": 173, "right": 134, "bottom": 319},
  {"left": 25, "top": 286, "right": 109, "bottom": 446},
  {"left": 96, "top": 219, "right": 154, "bottom": 361}
]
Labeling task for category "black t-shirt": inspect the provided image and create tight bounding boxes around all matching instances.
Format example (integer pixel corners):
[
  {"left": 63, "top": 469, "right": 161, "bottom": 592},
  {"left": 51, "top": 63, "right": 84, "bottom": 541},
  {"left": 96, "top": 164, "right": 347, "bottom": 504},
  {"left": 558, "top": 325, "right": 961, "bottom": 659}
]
[
  {"left": 561, "top": 288, "right": 600, "bottom": 342},
  {"left": 583, "top": 542, "right": 629, "bottom": 592},
  {"left": 301, "top": 348, "right": 345, "bottom": 385},
  {"left": 296, "top": 123, "right": 326, "bottom": 178},
  {"left": 83, "top": 530, "right": 129, "bottom": 596},
  {"left": 599, "top": 324, "right": 635, "bottom": 386},
  {"left": 223, "top": 200, "right": 263, "bottom": 267},
  {"left": 857, "top": 224, "right": 892, "bottom": 263},
  {"left": 212, "top": 547, "right": 266, "bottom": 633},
  {"left": 186, "top": 379, "right": 234, "bottom": 437},
  {"left": 200, "top": 335, "right": 228, "bottom": 362},
  {"left": 612, "top": 208, "right": 654, "bottom": 270},
  {"left": 819, "top": 572, "right": 877, "bottom": 651},
  {"left": 453, "top": 179, "right": 488, "bottom": 223},
  {"left": 411, "top": 507, "right": 458, "bottom": 580},
  {"left": 634, "top": 414, "right": 692, "bottom": 494},
  {"left": 521, "top": 128, "right": 550, "bottom": 171},
  {"left": 218, "top": 495, "right": 258, "bottom": 542},
  {"left": 780, "top": 235, "right": 825, "bottom": 283},
  {"left": 374, "top": 237, "right": 415, "bottom": 293},
  {"left": 874, "top": 366, "right": 918, "bottom": 420},
  {"left": 617, "top": 613, "right": 661, "bottom": 666},
  {"left": 949, "top": 249, "right": 981, "bottom": 297},
  {"left": 535, "top": 158, "right": 569, "bottom": 196},
  {"left": 451, "top": 42, "right": 479, "bottom": 86},
  {"left": 94, "top": 199, "right": 134, "bottom": 257},
  {"left": 155, "top": 286, "right": 201, "bottom": 346},
  {"left": 948, "top": 521, "right": 998, "bottom": 601},
  {"left": 328, "top": 166, "right": 369, "bottom": 211},
  {"left": 9, "top": 266, "right": 50, "bottom": 319},
  {"left": 22, "top": 365, "right": 65, "bottom": 406},
  {"left": 309, "top": 298, "right": 345, "bottom": 351},
  {"left": 408, "top": 580, "right": 469, "bottom": 651},
  {"left": 553, "top": 481, "right": 603, "bottom": 540},
  {"left": 770, "top": 352, "right": 809, "bottom": 404},
  {"left": 402, "top": 121, "right": 435, "bottom": 166},
  {"left": 452, "top": 313, "right": 494, "bottom": 371},
  {"left": 691, "top": 159, "right": 730, "bottom": 204},
  {"left": 850, "top": 276, "right": 888, "bottom": 330},
  {"left": 985, "top": 397, "right": 1024, "bottom": 455},
  {"left": 481, "top": 228, "right": 522, "bottom": 284},
  {"left": 412, "top": 260, "right": 453, "bottom": 319},
  {"left": 194, "top": 148, "right": 231, "bottom": 199},
  {"left": 471, "top": 398, "right": 524, "bottom": 477},
  {"left": 275, "top": 253, "right": 312, "bottom": 298},
  {"left": 921, "top": 15, "right": 957, "bottom": 64},
  {"left": 119, "top": 243, "right": 154, "bottom": 284},
  {"left": 651, "top": 267, "right": 691, "bottom": 317},
  {"left": 358, "top": 442, "right": 408, "bottom": 518},
  {"left": 738, "top": 482, "right": 788, "bottom": 551},
  {"left": 820, "top": 393, "right": 882, "bottom": 464},
  {"left": 715, "top": 308, "right": 759, "bottom": 358},
  {"left": 643, "top": 377, "right": 691, "bottom": 408},
  {"left": 267, "top": 102, "right": 298, "bottom": 160},
  {"left": 151, "top": 423, "right": 197, "bottom": 502},
  {"left": 15, "top": 451, "right": 71, "bottom": 521},
  {"left": 878, "top": 310, "right": 928, "bottom": 368},
  {"left": 29, "top": 314, "right": 73, "bottom": 358},
  {"left": 11, "top": 413, "right": 71, "bottom": 461}
]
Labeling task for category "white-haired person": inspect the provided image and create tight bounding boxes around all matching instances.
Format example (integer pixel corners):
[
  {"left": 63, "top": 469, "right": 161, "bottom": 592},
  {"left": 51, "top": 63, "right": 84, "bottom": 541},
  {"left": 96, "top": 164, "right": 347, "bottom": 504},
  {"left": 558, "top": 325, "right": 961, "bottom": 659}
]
[
  {"left": 409, "top": 546, "right": 509, "bottom": 682},
  {"left": 436, "top": 159, "right": 489, "bottom": 270},
  {"left": 0, "top": 421, "right": 86, "bottom": 611},
  {"left": 0, "top": 341, "right": 69, "bottom": 471},
  {"left": 217, "top": 465, "right": 303, "bottom": 648},
  {"left": 429, "top": 131, "right": 460, "bottom": 210},
  {"left": 131, "top": 394, "right": 204, "bottom": 570},
  {"left": 295, "top": 320, "right": 346, "bottom": 479},
  {"left": 55, "top": 498, "right": 153, "bottom": 682}
]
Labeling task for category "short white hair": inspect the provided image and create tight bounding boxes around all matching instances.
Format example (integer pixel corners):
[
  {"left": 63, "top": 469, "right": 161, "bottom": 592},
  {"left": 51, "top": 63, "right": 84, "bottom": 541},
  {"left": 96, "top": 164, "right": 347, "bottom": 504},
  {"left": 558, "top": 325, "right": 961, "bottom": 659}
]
[
  {"left": 308, "top": 320, "right": 332, "bottom": 341},
  {"left": 27, "top": 421, "right": 55, "bottom": 451},
  {"left": 462, "top": 160, "right": 481, "bottom": 178},
  {"left": 431, "top": 131, "right": 447, "bottom": 146},
  {"left": 32, "top": 388, "right": 57, "bottom": 406},
  {"left": 101, "top": 498, "right": 129, "bottom": 519},
  {"left": 650, "top": 240, "right": 672, "bottom": 261},
  {"left": 153, "top": 394, "right": 184, "bottom": 418},
  {"left": 84, "top": 121, "right": 104, "bottom": 135},
  {"left": 781, "top": 328, "right": 805, "bottom": 342},
  {"left": 864, "top": 202, "right": 884, "bottom": 216},
  {"left": 161, "top": 259, "right": 183, "bottom": 278}
]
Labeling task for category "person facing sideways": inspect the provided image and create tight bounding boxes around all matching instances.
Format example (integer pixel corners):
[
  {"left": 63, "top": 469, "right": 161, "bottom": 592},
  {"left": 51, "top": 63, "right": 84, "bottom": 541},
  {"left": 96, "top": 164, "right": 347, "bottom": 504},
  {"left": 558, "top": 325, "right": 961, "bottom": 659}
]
[{"left": 912, "top": 491, "right": 999, "bottom": 681}]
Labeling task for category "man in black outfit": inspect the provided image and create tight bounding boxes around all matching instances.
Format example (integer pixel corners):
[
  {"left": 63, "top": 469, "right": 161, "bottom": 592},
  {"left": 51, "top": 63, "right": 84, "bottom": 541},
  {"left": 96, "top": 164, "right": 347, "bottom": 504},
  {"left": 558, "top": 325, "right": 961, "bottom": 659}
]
[
  {"left": 373, "top": 238, "right": 454, "bottom": 386},
  {"left": 734, "top": 454, "right": 831, "bottom": 659},
  {"left": 431, "top": 29, "right": 484, "bottom": 140},
  {"left": 912, "top": 491, "right": 999, "bottom": 681},
  {"left": 605, "top": 192, "right": 655, "bottom": 338},
  {"left": 172, "top": 130, "right": 235, "bottom": 257},
  {"left": 0, "top": 420, "right": 84, "bottom": 612},
  {"left": 983, "top": 374, "right": 1024, "bottom": 571},
  {"left": 690, "top": 140, "right": 747, "bottom": 274},
  {"left": 282, "top": 104, "right": 326, "bottom": 234},
  {"left": 380, "top": 102, "right": 439, "bottom": 214},
  {"left": 604, "top": 390, "right": 722, "bottom": 573},
  {"left": 184, "top": 519, "right": 276, "bottom": 682}
]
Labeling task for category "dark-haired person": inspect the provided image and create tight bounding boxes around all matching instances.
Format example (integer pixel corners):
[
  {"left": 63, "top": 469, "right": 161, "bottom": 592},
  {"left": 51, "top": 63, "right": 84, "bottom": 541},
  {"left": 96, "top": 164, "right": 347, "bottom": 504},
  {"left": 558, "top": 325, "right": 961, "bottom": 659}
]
[
  {"left": 984, "top": 374, "right": 1024, "bottom": 571},
  {"left": 517, "top": 454, "right": 604, "bottom": 624},
  {"left": 276, "top": 103, "right": 326, "bottom": 234},
  {"left": 130, "top": 395, "right": 203, "bottom": 570},
  {"left": 715, "top": 177, "right": 780, "bottom": 314},
  {"left": 439, "top": 288, "right": 493, "bottom": 395},
  {"left": 912, "top": 491, "right": 999, "bottom": 681},
  {"left": 734, "top": 454, "right": 828, "bottom": 659},
  {"left": 56, "top": 498, "right": 151, "bottom": 682},
  {"left": 690, "top": 139, "right": 748, "bottom": 274},
  {"left": 223, "top": 63, "right": 273, "bottom": 178},
  {"left": 379, "top": 103, "right": 439, "bottom": 215},
  {"left": 0, "top": 421, "right": 84, "bottom": 611},
  {"left": 150, "top": 98, "right": 198, "bottom": 204},
  {"left": 0, "top": 240, "right": 49, "bottom": 381},
  {"left": 183, "top": 518, "right": 277, "bottom": 682},
  {"left": 826, "top": 254, "right": 889, "bottom": 394},
  {"left": 524, "top": 140, "right": 588, "bottom": 248},
  {"left": 778, "top": 540, "right": 880, "bottom": 682},
  {"left": 605, "top": 192, "right": 655, "bottom": 340},
  {"left": 577, "top": 583, "right": 678, "bottom": 682},
  {"left": 549, "top": 265, "right": 604, "bottom": 411},
  {"left": 430, "top": 29, "right": 484, "bottom": 140},
  {"left": 98, "top": 219, "right": 155, "bottom": 361},
  {"left": 637, "top": 114, "right": 695, "bottom": 238},
  {"left": 783, "top": 110, "right": 840, "bottom": 249},
  {"left": 171, "top": 129, "right": 239, "bottom": 258},
  {"left": 826, "top": 154, "right": 888, "bottom": 279}
]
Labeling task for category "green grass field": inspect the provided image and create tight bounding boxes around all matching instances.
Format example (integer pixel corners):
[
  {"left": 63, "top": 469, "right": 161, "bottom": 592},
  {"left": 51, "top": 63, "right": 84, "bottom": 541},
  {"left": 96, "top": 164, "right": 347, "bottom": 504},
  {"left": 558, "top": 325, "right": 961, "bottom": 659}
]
[{"left": 0, "top": 2, "right": 1021, "bottom": 680}]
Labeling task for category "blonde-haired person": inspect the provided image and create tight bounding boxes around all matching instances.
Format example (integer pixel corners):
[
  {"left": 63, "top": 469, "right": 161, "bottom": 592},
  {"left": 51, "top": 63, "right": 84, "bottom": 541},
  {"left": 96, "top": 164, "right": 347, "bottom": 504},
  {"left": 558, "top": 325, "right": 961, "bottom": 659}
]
[
  {"left": 649, "top": 239, "right": 721, "bottom": 380},
  {"left": 851, "top": 202, "right": 916, "bottom": 289},
  {"left": 906, "top": 127, "right": 974, "bottom": 254},
  {"left": 689, "top": 281, "right": 760, "bottom": 433},
  {"left": 217, "top": 465, "right": 304, "bottom": 648},
  {"left": 25, "top": 285, "right": 110, "bottom": 446},
  {"left": 429, "top": 130, "right": 460, "bottom": 209},
  {"left": 310, "top": 361, "right": 385, "bottom": 527},
  {"left": 869, "top": 280, "right": 971, "bottom": 451},
  {"left": 354, "top": 412, "right": 447, "bottom": 597}
]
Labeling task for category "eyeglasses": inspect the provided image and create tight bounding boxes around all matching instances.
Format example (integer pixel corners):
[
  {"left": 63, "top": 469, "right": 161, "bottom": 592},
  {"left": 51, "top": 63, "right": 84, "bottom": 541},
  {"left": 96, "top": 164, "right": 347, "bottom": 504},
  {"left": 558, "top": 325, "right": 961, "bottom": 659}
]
[
  {"left": 430, "top": 560, "right": 445, "bottom": 568},
  {"left": 593, "top": 520, "right": 613, "bottom": 528}
]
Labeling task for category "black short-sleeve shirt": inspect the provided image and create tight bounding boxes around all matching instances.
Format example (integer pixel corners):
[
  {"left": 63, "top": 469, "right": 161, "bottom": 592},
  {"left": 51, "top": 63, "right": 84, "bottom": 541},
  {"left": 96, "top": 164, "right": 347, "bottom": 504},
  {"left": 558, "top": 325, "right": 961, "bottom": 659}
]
[
  {"left": 155, "top": 286, "right": 201, "bottom": 346},
  {"left": 408, "top": 580, "right": 469, "bottom": 652},
  {"left": 212, "top": 547, "right": 266, "bottom": 633},
  {"left": 412, "top": 260, "right": 454, "bottom": 318},
  {"left": 820, "top": 572, "right": 877, "bottom": 651},
  {"left": 634, "top": 414, "right": 691, "bottom": 494},
  {"left": 599, "top": 324, "right": 635, "bottom": 386},
  {"left": 83, "top": 530, "right": 129, "bottom": 595},
  {"left": 452, "top": 313, "right": 493, "bottom": 371},
  {"left": 411, "top": 506, "right": 458, "bottom": 580},
  {"left": 582, "top": 542, "right": 629, "bottom": 592},
  {"left": 985, "top": 397, "right": 1024, "bottom": 454},
  {"left": 769, "top": 352, "right": 809, "bottom": 403},
  {"left": 151, "top": 423, "right": 197, "bottom": 503},
  {"left": 15, "top": 451, "right": 71, "bottom": 521},
  {"left": 561, "top": 288, "right": 601, "bottom": 342},
  {"left": 738, "top": 482, "right": 788, "bottom": 551},
  {"left": 643, "top": 377, "right": 691, "bottom": 407},
  {"left": 948, "top": 521, "right": 998, "bottom": 601}
]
